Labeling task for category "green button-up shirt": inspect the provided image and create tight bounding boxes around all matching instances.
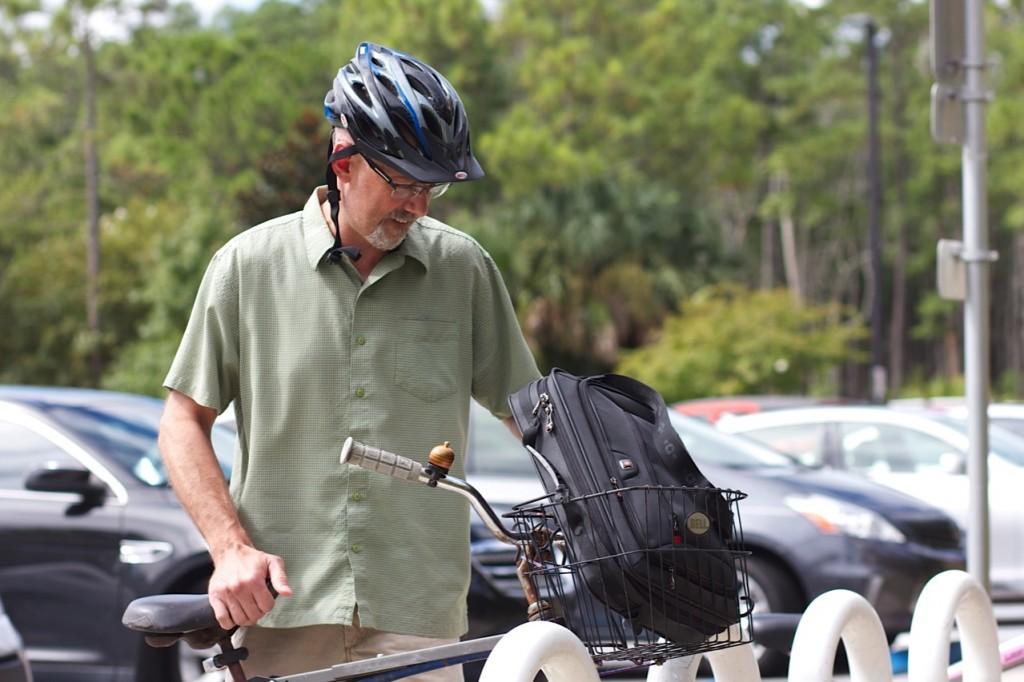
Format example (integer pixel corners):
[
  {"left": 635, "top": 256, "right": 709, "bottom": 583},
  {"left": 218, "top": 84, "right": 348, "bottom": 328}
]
[{"left": 164, "top": 187, "right": 540, "bottom": 637}]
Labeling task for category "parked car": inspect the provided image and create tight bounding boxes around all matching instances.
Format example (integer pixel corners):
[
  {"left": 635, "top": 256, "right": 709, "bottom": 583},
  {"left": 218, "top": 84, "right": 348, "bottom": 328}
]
[
  {"left": 0, "top": 594, "right": 32, "bottom": 682},
  {"left": 977, "top": 404, "right": 1024, "bottom": 439},
  {"left": 0, "top": 386, "right": 237, "bottom": 682},
  {"left": 888, "top": 399, "right": 1024, "bottom": 440},
  {"left": 672, "top": 395, "right": 830, "bottom": 424},
  {"left": 718, "top": 405, "right": 1024, "bottom": 599},
  {"left": 984, "top": 404, "right": 1024, "bottom": 439},
  {"left": 464, "top": 402, "right": 964, "bottom": 675}
]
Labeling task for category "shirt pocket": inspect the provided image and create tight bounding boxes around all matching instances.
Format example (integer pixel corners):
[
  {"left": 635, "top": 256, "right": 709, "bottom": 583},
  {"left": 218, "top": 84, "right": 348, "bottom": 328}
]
[{"left": 394, "top": 318, "right": 458, "bottom": 402}]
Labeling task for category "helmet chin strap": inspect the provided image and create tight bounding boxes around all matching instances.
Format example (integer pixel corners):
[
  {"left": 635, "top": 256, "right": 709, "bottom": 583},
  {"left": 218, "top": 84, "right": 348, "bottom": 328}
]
[{"left": 323, "top": 142, "right": 361, "bottom": 265}]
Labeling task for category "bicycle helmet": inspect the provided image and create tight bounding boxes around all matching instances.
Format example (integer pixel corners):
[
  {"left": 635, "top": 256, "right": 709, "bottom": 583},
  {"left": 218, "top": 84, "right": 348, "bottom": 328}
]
[
  {"left": 320, "top": 43, "right": 483, "bottom": 265},
  {"left": 324, "top": 42, "right": 484, "bottom": 184}
]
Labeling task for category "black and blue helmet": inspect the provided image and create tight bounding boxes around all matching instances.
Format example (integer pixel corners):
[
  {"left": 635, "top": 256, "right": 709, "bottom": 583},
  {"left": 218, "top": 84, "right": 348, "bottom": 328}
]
[{"left": 324, "top": 42, "right": 484, "bottom": 184}]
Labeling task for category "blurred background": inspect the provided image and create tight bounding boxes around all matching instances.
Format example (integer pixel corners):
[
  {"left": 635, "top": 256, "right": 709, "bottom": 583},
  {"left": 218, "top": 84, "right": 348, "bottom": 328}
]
[
  {"left": 3, "top": 0, "right": 1024, "bottom": 403},
  {"left": 3, "top": 2, "right": 1024, "bottom": 678}
]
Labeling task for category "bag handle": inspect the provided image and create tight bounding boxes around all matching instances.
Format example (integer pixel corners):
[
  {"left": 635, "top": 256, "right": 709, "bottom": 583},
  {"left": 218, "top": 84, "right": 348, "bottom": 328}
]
[{"left": 588, "top": 373, "right": 710, "bottom": 488}]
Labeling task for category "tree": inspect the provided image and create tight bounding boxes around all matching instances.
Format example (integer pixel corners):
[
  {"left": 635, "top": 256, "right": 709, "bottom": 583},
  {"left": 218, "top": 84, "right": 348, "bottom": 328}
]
[
  {"left": 617, "top": 284, "right": 866, "bottom": 402},
  {"left": 459, "top": 177, "right": 723, "bottom": 374}
]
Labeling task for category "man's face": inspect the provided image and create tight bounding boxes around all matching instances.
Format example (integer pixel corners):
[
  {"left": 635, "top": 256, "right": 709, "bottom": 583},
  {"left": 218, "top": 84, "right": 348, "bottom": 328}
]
[{"left": 340, "top": 156, "right": 433, "bottom": 252}]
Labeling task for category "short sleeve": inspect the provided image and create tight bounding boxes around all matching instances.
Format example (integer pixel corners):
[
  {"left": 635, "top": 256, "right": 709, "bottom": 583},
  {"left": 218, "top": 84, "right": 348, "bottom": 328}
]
[
  {"left": 163, "top": 246, "right": 240, "bottom": 413},
  {"left": 470, "top": 250, "right": 540, "bottom": 418}
]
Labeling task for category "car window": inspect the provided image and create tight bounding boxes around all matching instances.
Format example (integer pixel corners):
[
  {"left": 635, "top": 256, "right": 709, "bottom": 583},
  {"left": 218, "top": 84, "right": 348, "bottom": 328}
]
[
  {"left": 991, "top": 418, "right": 1024, "bottom": 440},
  {"left": 928, "top": 415, "right": 1024, "bottom": 467},
  {"left": 0, "top": 420, "right": 81, "bottom": 490},
  {"left": 738, "top": 423, "right": 828, "bottom": 467},
  {"left": 465, "top": 403, "right": 534, "bottom": 477},
  {"left": 667, "top": 412, "right": 792, "bottom": 468},
  {"left": 838, "top": 422, "right": 959, "bottom": 474},
  {"left": 37, "top": 401, "right": 235, "bottom": 486}
]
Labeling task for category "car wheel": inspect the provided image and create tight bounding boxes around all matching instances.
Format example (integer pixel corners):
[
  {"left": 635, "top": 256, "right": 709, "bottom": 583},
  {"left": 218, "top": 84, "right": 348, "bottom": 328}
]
[{"left": 744, "top": 555, "right": 802, "bottom": 677}]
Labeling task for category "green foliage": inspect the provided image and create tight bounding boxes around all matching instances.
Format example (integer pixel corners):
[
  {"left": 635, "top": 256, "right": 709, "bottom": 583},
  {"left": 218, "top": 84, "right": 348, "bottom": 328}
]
[
  {"left": 458, "top": 177, "right": 723, "bottom": 373},
  {"left": 617, "top": 285, "right": 867, "bottom": 402},
  {"left": 911, "top": 293, "right": 958, "bottom": 341},
  {"left": 897, "top": 370, "right": 1021, "bottom": 402},
  {"left": 102, "top": 200, "right": 236, "bottom": 396},
  {"left": 2, "top": 0, "right": 1023, "bottom": 397},
  {"left": 894, "top": 371, "right": 966, "bottom": 401}
]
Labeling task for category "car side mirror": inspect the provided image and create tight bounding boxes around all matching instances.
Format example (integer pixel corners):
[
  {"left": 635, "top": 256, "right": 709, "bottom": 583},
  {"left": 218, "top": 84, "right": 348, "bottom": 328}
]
[{"left": 25, "top": 466, "right": 107, "bottom": 502}]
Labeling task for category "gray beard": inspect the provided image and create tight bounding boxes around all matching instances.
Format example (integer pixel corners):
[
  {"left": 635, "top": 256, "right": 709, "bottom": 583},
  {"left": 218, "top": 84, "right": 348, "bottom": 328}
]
[{"left": 365, "top": 219, "right": 411, "bottom": 250}]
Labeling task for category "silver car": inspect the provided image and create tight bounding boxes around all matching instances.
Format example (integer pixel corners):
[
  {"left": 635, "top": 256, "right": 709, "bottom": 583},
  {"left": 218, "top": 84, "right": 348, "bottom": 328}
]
[{"left": 718, "top": 405, "right": 1024, "bottom": 599}]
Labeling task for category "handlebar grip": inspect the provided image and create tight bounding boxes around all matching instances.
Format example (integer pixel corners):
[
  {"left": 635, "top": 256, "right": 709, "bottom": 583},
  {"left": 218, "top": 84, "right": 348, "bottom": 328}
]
[{"left": 340, "top": 437, "right": 424, "bottom": 481}]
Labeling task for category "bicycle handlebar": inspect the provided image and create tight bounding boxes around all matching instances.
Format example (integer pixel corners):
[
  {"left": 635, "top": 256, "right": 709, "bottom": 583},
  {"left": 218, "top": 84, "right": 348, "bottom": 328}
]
[
  {"left": 339, "top": 437, "right": 535, "bottom": 544},
  {"left": 340, "top": 437, "right": 423, "bottom": 481}
]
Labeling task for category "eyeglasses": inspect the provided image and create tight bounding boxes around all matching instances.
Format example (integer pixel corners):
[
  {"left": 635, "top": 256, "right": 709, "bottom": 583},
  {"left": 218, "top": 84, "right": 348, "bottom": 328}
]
[{"left": 363, "top": 156, "right": 450, "bottom": 201}]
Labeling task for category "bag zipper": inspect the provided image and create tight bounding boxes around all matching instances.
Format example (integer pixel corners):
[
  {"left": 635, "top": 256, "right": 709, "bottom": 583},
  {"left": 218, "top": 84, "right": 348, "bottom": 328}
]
[
  {"left": 548, "top": 374, "right": 604, "bottom": 495},
  {"left": 532, "top": 392, "right": 554, "bottom": 433}
]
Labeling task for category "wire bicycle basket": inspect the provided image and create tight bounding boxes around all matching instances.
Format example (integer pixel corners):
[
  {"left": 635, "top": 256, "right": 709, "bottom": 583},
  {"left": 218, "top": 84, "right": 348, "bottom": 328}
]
[{"left": 505, "top": 485, "right": 752, "bottom": 665}]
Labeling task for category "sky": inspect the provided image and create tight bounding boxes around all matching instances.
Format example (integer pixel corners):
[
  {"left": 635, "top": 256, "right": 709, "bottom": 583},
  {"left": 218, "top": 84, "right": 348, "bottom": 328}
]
[
  {"left": 64, "top": 0, "right": 495, "bottom": 40},
  {"left": 19, "top": 0, "right": 267, "bottom": 41},
  {"left": 189, "top": 0, "right": 263, "bottom": 24}
]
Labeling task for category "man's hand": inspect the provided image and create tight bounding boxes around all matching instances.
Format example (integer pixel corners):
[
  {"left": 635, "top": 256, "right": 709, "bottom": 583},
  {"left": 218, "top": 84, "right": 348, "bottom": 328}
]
[
  {"left": 208, "top": 545, "right": 292, "bottom": 629},
  {"left": 160, "top": 390, "right": 293, "bottom": 629}
]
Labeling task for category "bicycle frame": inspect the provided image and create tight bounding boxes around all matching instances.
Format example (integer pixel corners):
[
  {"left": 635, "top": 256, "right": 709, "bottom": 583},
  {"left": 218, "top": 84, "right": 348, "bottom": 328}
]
[{"left": 243, "top": 634, "right": 504, "bottom": 681}]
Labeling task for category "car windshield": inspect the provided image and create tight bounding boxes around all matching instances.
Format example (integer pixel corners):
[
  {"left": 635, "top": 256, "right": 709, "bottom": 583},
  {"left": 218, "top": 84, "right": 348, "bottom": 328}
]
[
  {"left": 668, "top": 411, "right": 793, "bottom": 468},
  {"left": 992, "top": 417, "right": 1024, "bottom": 440},
  {"left": 930, "top": 414, "right": 1024, "bottom": 467},
  {"left": 466, "top": 403, "right": 533, "bottom": 476},
  {"left": 35, "top": 397, "right": 235, "bottom": 486}
]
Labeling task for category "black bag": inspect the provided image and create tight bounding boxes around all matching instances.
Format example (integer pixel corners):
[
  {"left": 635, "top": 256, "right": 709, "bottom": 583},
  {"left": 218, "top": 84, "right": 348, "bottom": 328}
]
[{"left": 509, "top": 369, "right": 742, "bottom": 646}]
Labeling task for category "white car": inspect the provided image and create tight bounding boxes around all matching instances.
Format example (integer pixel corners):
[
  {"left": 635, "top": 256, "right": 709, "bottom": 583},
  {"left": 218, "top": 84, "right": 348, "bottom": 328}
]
[
  {"left": 946, "top": 404, "right": 1024, "bottom": 441},
  {"left": 718, "top": 406, "right": 1024, "bottom": 599},
  {"left": 888, "top": 398, "right": 1024, "bottom": 440}
]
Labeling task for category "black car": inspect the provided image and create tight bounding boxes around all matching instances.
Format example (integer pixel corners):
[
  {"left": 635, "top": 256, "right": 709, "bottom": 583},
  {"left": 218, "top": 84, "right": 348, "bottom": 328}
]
[
  {"left": 463, "top": 403, "right": 966, "bottom": 675},
  {"left": 0, "top": 594, "right": 31, "bottom": 682},
  {"left": 0, "top": 386, "right": 236, "bottom": 682}
]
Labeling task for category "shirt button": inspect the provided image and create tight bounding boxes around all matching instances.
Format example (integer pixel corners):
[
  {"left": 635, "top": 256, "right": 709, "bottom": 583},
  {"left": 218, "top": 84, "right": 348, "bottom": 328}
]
[
  {"left": 351, "top": 544, "right": 362, "bottom": 554},
  {"left": 355, "top": 387, "right": 365, "bottom": 398},
  {"left": 356, "top": 336, "right": 366, "bottom": 346},
  {"left": 351, "top": 492, "right": 365, "bottom": 502}
]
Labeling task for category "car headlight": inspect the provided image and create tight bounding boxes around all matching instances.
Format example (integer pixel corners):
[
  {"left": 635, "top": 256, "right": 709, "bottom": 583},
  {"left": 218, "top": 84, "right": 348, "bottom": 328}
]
[{"left": 784, "top": 494, "right": 906, "bottom": 543}]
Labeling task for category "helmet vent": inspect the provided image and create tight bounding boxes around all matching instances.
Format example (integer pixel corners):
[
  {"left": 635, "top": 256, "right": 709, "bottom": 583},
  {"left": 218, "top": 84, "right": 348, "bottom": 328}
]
[
  {"left": 377, "top": 74, "right": 399, "bottom": 97},
  {"left": 421, "top": 109, "right": 443, "bottom": 138},
  {"left": 406, "top": 75, "right": 432, "bottom": 99},
  {"left": 351, "top": 81, "right": 372, "bottom": 107}
]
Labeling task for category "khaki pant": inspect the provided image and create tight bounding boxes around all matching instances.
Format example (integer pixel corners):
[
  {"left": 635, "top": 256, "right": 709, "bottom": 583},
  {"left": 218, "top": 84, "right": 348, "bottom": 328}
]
[{"left": 231, "top": 614, "right": 462, "bottom": 682}]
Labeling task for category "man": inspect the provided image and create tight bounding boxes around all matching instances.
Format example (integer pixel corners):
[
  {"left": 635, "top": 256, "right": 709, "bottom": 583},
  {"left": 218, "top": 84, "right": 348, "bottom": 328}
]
[{"left": 158, "top": 42, "right": 540, "bottom": 680}]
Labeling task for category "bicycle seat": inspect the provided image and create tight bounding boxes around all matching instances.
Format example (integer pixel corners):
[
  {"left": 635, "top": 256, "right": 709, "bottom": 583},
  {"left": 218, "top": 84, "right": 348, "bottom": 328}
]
[{"left": 122, "top": 593, "right": 231, "bottom": 648}]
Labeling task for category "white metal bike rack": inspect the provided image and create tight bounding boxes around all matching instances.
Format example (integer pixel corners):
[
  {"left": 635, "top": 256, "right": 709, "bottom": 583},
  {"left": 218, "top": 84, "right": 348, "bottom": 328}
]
[
  {"left": 645, "top": 640, "right": 760, "bottom": 681},
  {"left": 483, "top": 570, "right": 1011, "bottom": 682},
  {"left": 908, "top": 570, "right": 1000, "bottom": 681},
  {"left": 787, "top": 589, "right": 893, "bottom": 681},
  {"left": 478, "top": 620, "right": 600, "bottom": 682}
]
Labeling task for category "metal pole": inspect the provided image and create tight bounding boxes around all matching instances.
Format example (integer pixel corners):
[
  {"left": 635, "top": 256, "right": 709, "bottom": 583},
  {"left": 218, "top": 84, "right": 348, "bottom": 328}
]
[
  {"left": 962, "top": 0, "right": 991, "bottom": 594},
  {"left": 866, "top": 20, "right": 887, "bottom": 403}
]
